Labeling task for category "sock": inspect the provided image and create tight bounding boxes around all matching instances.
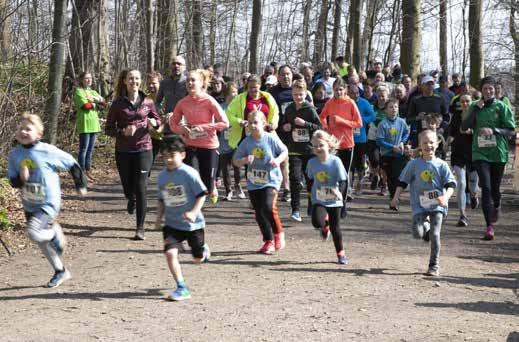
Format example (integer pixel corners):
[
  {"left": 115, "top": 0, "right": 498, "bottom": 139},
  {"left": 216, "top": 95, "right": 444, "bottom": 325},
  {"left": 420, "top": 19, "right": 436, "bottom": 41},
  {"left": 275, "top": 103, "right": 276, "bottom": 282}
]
[{"left": 177, "top": 280, "right": 187, "bottom": 288}]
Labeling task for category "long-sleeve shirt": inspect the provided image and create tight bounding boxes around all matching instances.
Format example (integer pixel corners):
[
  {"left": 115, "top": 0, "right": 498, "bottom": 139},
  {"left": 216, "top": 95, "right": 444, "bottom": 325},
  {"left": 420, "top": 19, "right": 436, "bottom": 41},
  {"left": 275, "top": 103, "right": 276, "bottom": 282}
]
[
  {"left": 319, "top": 97, "right": 362, "bottom": 150},
  {"left": 170, "top": 93, "right": 229, "bottom": 149},
  {"left": 376, "top": 116, "right": 410, "bottom": 157},
  {"left": 73, "top": 87, "right": 102, "bottom": 134},
  {"left": 106, "top": 92, "right": 161, "bottom": 152},
  {"left": 279, "top": 101, "right": 322, "bottom": 155},
  {"left": 353, "top": 97, "right": 376, "bottom": 144}
]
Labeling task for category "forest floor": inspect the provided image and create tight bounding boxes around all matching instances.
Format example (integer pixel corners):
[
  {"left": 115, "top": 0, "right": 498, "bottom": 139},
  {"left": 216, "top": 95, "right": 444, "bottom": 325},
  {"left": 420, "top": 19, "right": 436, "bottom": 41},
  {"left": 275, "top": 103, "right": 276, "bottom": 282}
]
[{"left": 0, "top": 163, "right": 518, "bottom": 342}]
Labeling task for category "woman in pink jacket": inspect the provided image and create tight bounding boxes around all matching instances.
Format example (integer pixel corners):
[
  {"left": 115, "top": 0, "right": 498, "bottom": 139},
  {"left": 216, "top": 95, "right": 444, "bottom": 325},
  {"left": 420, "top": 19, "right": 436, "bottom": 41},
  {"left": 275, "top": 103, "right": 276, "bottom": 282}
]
[{"left": 169, "top": 69, "right": 229, "bottom": 204}]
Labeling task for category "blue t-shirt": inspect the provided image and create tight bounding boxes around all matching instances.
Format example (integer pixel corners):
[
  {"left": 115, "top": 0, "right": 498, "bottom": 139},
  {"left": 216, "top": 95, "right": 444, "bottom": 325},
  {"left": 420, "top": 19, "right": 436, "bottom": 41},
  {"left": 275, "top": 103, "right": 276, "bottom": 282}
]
[
  {"left": 306, "top": 155, "right": 347, "bottom": 207},
  {"left": 233, "top": 132, "right": 287, "bottom": 191},
  {"left": 399, "top": 157, "right": 456, "bottom": 215},
  {"left": 157, "top": 164, "right": 207, "bottom": 231},
  {"left": 376, "top": 116, "right": 410, "bottom": 157},
  {"left": 8, "top": 142, "right": 79, "bottom": 218},
  {"left": 354, "top": 97, "right": 376, "bottom": 144}
]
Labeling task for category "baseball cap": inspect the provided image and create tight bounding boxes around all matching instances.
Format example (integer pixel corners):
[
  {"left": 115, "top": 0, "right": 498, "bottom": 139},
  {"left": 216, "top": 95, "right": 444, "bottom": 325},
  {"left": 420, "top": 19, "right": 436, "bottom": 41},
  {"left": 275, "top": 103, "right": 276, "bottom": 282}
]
[
  {"left": 266, "top": 75, "right": 278, "bottom": 85},
  {"left": 421, "top": 75, "right": 435, "bottom": 84}
]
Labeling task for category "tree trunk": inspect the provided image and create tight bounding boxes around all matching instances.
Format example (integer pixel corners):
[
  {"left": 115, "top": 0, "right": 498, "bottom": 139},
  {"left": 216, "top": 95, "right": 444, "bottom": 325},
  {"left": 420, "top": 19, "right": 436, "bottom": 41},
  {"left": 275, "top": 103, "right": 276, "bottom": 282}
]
[
  {"left": 301, "top": 0, "right": 312, "bottom": 62},
  {"left": 344, "top": 0, "right": 356, "bottom": 63},
  {"left": 351, "top": 0, "right": 362, "bottom": 70},
  {"left": 439, "top": 0, "right": 448, "bottom": 75},
  {"left": 0, "top": 0, "right": 11, "bottom": 62},
  {"left": 97, "top": 0, "right": 111, "bottom": 97},
  {"left": 331, "top": 0, "right": 342, "bottom": 60},
  {"left": 45, "top": 0, "right": 68, "bottom": 145},
  {"left": 67, "top": 0, "right": 96, "bottom": 79},
  {"left": 249, "top": 0, "right": 262, "bottom": 73},
  {"left": 400, "top": 0, "right": 421, "bottom": 79},
  {"left": 361, "top": 0, "right": 380, "bottom": 70},
  {"left": 383, "top": 0, "right": 400, "bottom": 65},
  {"left": 144, "top": 0, "right": 154, "bottom": 72},
  {"left": 468, "top": 0, "right": 483, "bottom": 88},
  {"left": 313, "top": 0, "right": 329, "bottom": 66},
  {"left": 190, "top": 0, "right": 203, "bottom": 69},
  {"left": 209, "top": 0, "right": 217, "bottom": 66},
  {"left": 509, "top": 1, "right": 519, "bottom": 119},
  {"left": 155, "top": 0, "right": 178, "bottom": 74}
]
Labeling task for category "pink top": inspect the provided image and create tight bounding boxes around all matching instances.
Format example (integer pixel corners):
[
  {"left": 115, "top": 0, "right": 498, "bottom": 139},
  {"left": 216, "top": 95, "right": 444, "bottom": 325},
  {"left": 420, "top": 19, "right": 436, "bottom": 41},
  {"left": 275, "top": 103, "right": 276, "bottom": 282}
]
[
  {"left": 319, "top": 97, "right": 362, "bottom": 150},
  {"left": 170, "top": 93, "right": 229, "bottom": 149}
]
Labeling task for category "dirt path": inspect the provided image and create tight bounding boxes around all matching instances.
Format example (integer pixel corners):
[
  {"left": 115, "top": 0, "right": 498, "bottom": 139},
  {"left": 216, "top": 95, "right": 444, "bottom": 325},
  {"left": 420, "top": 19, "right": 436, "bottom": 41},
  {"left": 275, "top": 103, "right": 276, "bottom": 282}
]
[{"left": 0, "top": 166, "right": 518, "bottom": 342}]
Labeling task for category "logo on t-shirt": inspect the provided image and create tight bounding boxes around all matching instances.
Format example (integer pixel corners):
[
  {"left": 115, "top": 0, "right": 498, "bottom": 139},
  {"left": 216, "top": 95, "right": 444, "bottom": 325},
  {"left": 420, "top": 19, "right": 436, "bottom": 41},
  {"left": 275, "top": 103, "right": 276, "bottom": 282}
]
[
  {"left": 389, "top": 127, "right": 398, "bottom": 136},
  {"left": 20, "top": 159, "right": 37, "bottom": 170},
  {"left": 315, "top": 171, "right": 330, "bottom": 183},
  {"left": 420, "top": 170, "right": 435, "bottom": 182},
  {"left": 252, "top": 147, "right": 265, "bottom": 158}
]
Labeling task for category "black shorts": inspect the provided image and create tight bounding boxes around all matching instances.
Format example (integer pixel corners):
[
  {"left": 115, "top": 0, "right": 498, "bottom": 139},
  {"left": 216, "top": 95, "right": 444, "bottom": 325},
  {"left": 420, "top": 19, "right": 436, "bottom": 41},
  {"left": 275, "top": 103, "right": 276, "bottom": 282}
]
[
  {"left": 162, "top": 226, "right": 205, "bottom": 258},
  {"left": 366, "top": 140, "right": 380, "bottom": 169},
  {"left": 351, "top": 142, "right": 368, "bottom": 173}
]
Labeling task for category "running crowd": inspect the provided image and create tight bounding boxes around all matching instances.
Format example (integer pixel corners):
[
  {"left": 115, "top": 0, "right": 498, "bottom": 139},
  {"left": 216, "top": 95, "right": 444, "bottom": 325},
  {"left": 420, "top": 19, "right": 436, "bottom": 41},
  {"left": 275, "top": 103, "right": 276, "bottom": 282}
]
[{"left": 7, "top": 55, "right": 516, "bottom": 301}]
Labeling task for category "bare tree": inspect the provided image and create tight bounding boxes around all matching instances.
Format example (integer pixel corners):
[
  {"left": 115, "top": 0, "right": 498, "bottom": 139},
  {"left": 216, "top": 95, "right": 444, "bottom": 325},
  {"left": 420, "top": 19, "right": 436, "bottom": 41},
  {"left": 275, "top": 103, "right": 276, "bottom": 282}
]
[
  {"left": 191, "top": 0, "right": 203, "bottom": 69},
  {"left": 361, "top": 0, "right": 380, "bottom": 70},
  {"left": 301, "top": 0, "right": 313, "bottom": 62},
  {"left": 400, "top": 0, "right": 421, "bottom": 79},
  {"left": 509, "top": 0, "right": 519, "bottom": 116},
  {"left": 468, "top": 0, "right": 483, "bottom": 87},
  {"left": 439, "top": 0, "right": 448, "bottom": 75},
  {"left": 209, "top": 0, "right": 217, "bottom": 66},
  {"left": 313, "top": 0, "right": 329, "bottom": 66},
  {"left": 45, "top": 0, "right": 68, "bottom": 144},
  {"left": 331, "top": 0, "right": 342, "bottom": 60},
  {"left": 249, "top": 0, "right": 262, "bottom": 73},
  {"left": 155, "top": 0, "right": 178, "bottom": 74},
  {"left": 67, "top": 0, "right": 97, "bottom": 79},
  {"left": 0, "top": 0, "right": 11, "bottom": 62},
  {"left": 351, "top": 0, "right": 362, "bottom": 70},
  {"left": 97, "top": 0, "right": 111, "bottom": 97}
]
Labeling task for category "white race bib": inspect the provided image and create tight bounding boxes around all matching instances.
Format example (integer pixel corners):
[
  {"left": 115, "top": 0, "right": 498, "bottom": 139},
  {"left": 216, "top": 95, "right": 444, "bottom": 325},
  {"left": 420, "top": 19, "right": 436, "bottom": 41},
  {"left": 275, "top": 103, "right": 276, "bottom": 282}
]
[
  {"left": 247, "top": 169, "right": 269, "bottom": 185},
  {"left": 316, "top": 186, "right": 341, "bottom": 202},
  {"left": 23, "top": 182, "right": 45, "bottom": 203},
  {"left": 353, "top": 127, "right": 361, "bottom": 136},
  {"left": 419, "top": 189, "right": 441, "bottom": 208},
  {"left": 162, "top": 185, "right": 187, "bottom": 207},
  {"left": 477, "top": 134, "right": 497, "bottom": 148},
  {"left": 189, "top": 130, "right": 208, "bottom": 139},
  {"left": 292, "top": 128, "right": 310, "bottom": 142}
]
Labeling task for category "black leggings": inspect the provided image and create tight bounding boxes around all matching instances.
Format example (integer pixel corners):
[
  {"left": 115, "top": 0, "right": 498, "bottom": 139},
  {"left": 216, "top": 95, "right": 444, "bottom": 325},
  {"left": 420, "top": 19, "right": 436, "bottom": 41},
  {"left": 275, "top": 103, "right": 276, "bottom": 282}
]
[
  {"left": 115, "top": 150, "right": 153, "bottom": 228},
  {"left": 219, "top": 149, "right": 241, "bottom": 193},
  {"left": 473, "top": 161, "right": 505, "bottom": 226},
  {"left": 249, "top": 187, "right": 283, "bottom": 241},
  {"left": 289, "top": 154, "right": 312, "bottom": 211},
  {"left": 381, "top": 155, "right": 409, "bottom": 198},
  {"left": 337, "top": 148, "right": 353, "bottom": 197},
  {"left": 312, "top": 205, "right": 343, "bottom": 253},
  {"left": 185, "top": 147, "right": 219, "bottom": 194}
]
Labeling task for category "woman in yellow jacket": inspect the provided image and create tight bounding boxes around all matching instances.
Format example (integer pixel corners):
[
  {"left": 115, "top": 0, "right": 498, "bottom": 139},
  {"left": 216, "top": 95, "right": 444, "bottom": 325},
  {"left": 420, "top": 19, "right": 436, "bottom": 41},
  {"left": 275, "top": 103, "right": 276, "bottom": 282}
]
[{"left": 225, "top": 74, "right": 279, "bottom": 149}]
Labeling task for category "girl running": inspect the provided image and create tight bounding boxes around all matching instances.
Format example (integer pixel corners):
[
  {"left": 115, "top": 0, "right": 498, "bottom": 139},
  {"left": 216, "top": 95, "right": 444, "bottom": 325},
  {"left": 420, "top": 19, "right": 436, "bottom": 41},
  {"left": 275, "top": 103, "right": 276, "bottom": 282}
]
[
  {"left": 170, "top": 69, "right": 230, "bottom": 204},
  {"left": 106, "top": 69, "right": 161, "bottom": 240},
  {"left": 307, "top": 130, "right": 348, "bottom": 264},
  {"left": 320, "top": 77, "right": 363, "bottom": 217},
  {"left": 461, "top": 76, "right": 516, "bottom": 240},
  {"left": 233, "top": 111, "right": 288, "bottom": 254}
]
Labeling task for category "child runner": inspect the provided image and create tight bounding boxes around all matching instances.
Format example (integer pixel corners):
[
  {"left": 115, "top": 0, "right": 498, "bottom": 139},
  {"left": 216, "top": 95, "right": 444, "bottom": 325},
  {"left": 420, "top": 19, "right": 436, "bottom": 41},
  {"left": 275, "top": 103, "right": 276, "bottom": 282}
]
[
  {"left": 307, "top": 130, "right": 348, "bottom": 264},
  {"left": 8, "top": 113, "right": 87, "bottom": 288},
  {"left": 461, "top": 76, "right": 516, "bottom": 240},
  {"left": 280, "top": 79, "right": 321, "bottom": 221},
  {"left": 377, "top": 98, "right": 410, "bottom": 206},
  {"left": 319, "top": 77, "right": 362, "bottom": 217},
  {"left": 391, "top": 129, "right": 456, "bottom": 276},
  {"left": 233, "top": 111, "right": 288, "bottom": 254},
  {"left": 155, "top": 136, "right": 210, "bottom": 301},
  {"left": 311, "top": 82, "right": 328, "bottom": 115},
  {"left": 366, "top": 86, "right": 389, "bottom": 193}
]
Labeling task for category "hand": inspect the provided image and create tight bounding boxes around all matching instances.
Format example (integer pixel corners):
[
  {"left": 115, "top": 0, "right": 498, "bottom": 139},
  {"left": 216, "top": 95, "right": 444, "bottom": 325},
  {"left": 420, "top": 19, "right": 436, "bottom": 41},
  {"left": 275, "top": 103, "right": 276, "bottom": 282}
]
[
  {"left": 392, "top": 144, "right": 403, "bottom": 153},
  {"left": 390, "top": 197, "right": 399, "bottom": 209},
  {"left": 244, "top": 155, "right": 255, "bottom": 165},
  {"left": 77, "top": 187, "right": 87, "bottom": 196},
  {"left": 191, "top": 125, "right": 204, "bottom": 132},
  {"left": 269, "top": 158, "right": 280, "bottom": 168},
  {"left": 437, "top": 195, "right": 449, "bottom": 207},
  {"left": 181, "top": 125, "right": 191, "bottom": 136},
  {"left": 240, "top": 120, "right": 248, "bottom": 128},
  {"left": 476, "top": 99, "right": 484, "bottom": 109},
  {"left": 283, "top": 123, "right": 291, "bottom": 132},
  {"left": 184, "top": 210, "right": 197, "bottom": 223},
  {"left": 147, "top": 118, "right": 157, "bottom": 129},
  {"left": 417, "top": 112, "right": 426, "bottom": 120},
  {"left": 123, "top": 125, "right": 137, "bottom": 136},
  {"left": 404, "top": 144, "right": 413, "bottom": 156},
  {"left": 19, "top": 166, "right": 30, "bottom": 182},
  {"left": 479, "top": 127, "right": 493, "bottom": 137},
  {"left": 294, "top": 117, "right": 306, "bottom": 127},
  {"left": 332, "top": 188, "right": 342, "bottom": 200}
]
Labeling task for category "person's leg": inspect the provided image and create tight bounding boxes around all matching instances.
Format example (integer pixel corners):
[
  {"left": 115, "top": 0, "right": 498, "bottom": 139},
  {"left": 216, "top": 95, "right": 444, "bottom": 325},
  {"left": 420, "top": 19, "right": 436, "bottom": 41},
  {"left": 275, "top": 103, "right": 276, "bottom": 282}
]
[
  {"left": 427, "top": 212, "right": 443, "bottom": 274},
  {"left": 311, "top": 204, "right": 328, "bottom": 229},
  {"left": 489, "top": 162, "right": 506, "bottom": 211},
  {"left": 249, "top": 189, "right": 274, "bottom": 242},
  {"left": 453, "top": 165, "right": 467, "bottom": 217},
  {"left": 264, "top": 187, "right": 283, "bottom": 235},
  {"left": 473, "top": 161, "right": 492, "bottom": 226},
  {"left": 163, "top": 226, "right": 191, "bottom": 300},
  {"left": 134, "top": 150, "right": 153, "bottom": 237},
  {"left": 115, "top": 151, "right": 135, "bottom": 201},
  {"left": 77, "top": 133, "right": 88, "bottom": 170},
  {"left": 187, "top": 229, "right": 208, "bottom": 263},
  {"left": 84, "top": 133, "right": 97, "bottom": 171},
  {"left": 327, "top": 206, "right": 344, "bottom": 254},
  {"left": 411, "top": 213, "right": 428, "bottom": 240},
  {"left": 280, "top": 156, "right": 290, "bottom": 201},
  {"left": 220, "top": 151, "right": 232, "bottom": 195},
  {"left": 289, "top": 155, "right": 303, "bottom": 213},
  {"left": 197, "top": 148, "right": 218, "bottom": 195}
]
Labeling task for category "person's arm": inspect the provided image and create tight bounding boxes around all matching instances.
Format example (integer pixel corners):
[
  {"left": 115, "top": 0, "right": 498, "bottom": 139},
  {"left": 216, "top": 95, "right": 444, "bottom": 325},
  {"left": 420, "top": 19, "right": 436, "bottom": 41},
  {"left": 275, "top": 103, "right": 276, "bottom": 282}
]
[
  {"left": 331, "top": 104, "right": 362, "bottom": 128},
  {"left": 304, "top": 107, "right": 322, "bottom": 130},
  {"left": 364, "top": 103, "right": 376, "bottom": 125},
  {"left": 401, "top": 120, "right": 410, "bottom": 144},
  {"left": 319, "top": 101, "right": 331, "bottom": 130},
  {"left": 8, "top": 152, "right": 24, "bottom": 188},
  {"left": 49, "top": 145, "right": 88, "bottom": 194},
  {"left": 105, "top": 103, "right": 122, "bottom": 137},
  {"left": 196, "top": 98, "right": 230, "bottom": 132},
  {"left": 155, "top": 81, "right": 165, "bottom": 110},
  {"left": 169, "top": 102, "right": 189, "bottom": 135},
  {"left": 184, "top": 193, "right": 206, "bottom": 223},
  {"left": 376, "top": 123, "right": 394, "bottom": 149},
  {"left": 74, "top": 88, "right": 95, "bottom": 110},
  {"left": 155, "top": 200, "right": 165, "bottom": 230},
  {"left": 461, "top": 103, "right": 478, "bottom": 131}
]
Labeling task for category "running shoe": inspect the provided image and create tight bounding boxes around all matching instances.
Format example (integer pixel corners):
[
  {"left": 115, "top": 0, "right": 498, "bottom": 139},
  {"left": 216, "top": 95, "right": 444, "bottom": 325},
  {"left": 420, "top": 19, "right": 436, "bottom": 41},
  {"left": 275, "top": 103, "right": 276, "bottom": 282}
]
[
  {"left": 281, "top": 190, "right": 291, "bottom": 202},
  {"left": 235, "top": 186, "right": 246, "bottom": 199},
  {"left": 127, "top": 198, "right": 136, "bottom": 214},
  {"left": 370, "top": 175, "right": 379, "bottom": 190},
  {"left": 470, "top": 196, "right": 479, "bottom": 209},
  {"left": 274, "top": 233, "right": 286, "bottom": 251},
  {"left": 167, "top": 287, "right": 191, "bottom": 301},
  {"left": 209, "top": 193, "right": 218, "bottom": 205},
  {"left": 290, "top": 210, "right": 302, "bottom": 222},
  {"left": 424, "top": 268, "right": 440, "bottom": 277},
  {"left": 202, "top": 244, "right": 211, "bottom": 262},
  {"left": 259, "top": 240, "right": 275, "bottom": 254},
  {"left": 50, "top": 223, "right": 66, "bottom": 256},
  {"left": 456, "top": 216, "right": 469, "bottom": 227},
  {"left": 340, "top": 204, "right": 347, "bottom": 218},
  {"left": 483, "top": 225, "right": 495, "bottom": 241},
  {"left": 490, "top": 206, "right": 500, "bottom": 225},
  {"left": 423, "top": 221, "right": 431, "bottom": 242},
  {"left": 337, "top": 251, "right": 348, "bottom": 265},
  {"left": 47, "top": 268, "right": 71, "bottom": 288},
  {"left": 224, "top": 191, "right": 233, "bottom": 201},
  {"left": 134, "top": 226, "right": 145, "bottom": 240},
  {"left": 321, "top": 224, "right": 331, "bottom": 241}
]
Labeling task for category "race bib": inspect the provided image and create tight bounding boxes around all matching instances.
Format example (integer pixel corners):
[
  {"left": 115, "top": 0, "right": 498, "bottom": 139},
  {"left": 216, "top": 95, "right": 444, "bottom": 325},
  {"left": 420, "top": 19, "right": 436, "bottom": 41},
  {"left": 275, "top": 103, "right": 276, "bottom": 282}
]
[
  {"left": 353, "top": 128, "right": 361, "bottom": 136},
  {"left": 189, "top": 130, "right": 208, "bottom": 139},
  {"left": 292, "top": 128, "right": 310, "bottom": 142},
  {"left": 316, "top": 186, "right": 341, "bottom": 202},
  {"left": 477, "top": 134, "right": 497, "bottom": 148},
  {"left": 247, "top": 169, "right": 269, "bottom": 185},
  {"left": 162, "top": 185, "right": 187, "bottom": 207},
  {"left": 23, "top": 182, "right": 45, "bottom": 203},
  {"left": 419, "top": 189, "right": 441, "bottom": 209}
]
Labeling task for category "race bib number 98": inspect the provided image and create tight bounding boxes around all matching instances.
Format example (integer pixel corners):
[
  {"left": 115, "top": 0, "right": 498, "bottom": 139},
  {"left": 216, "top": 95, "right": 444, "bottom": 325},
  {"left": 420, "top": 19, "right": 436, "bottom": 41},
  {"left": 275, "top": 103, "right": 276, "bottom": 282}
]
[{"left": 292, "top": 128, "right": 310, "bottom": 142}]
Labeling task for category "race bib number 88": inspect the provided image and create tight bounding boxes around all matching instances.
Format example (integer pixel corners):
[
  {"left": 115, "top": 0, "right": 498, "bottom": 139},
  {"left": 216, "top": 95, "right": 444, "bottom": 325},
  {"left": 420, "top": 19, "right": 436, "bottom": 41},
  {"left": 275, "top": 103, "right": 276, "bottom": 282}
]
[{"left": 419, "top": 189, "right": 440, "bottom": 208}]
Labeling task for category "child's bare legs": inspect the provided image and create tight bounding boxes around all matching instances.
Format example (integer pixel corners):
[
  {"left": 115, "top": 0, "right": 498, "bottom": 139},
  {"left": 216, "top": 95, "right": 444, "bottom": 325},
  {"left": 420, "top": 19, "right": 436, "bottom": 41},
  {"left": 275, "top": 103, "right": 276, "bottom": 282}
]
[{"left": 164, "top": 248, "right": 184, "bottom": 283}]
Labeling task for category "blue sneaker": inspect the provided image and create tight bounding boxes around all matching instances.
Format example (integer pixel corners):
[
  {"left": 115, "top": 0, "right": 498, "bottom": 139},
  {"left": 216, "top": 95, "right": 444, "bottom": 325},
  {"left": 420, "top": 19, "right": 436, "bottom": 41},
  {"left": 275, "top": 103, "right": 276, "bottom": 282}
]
[
  {"left": 337, "top": 254, "right": 348, "bottom": 265},
  {"left": 50, "top": 223, "right": 66, "bottom": 256},
  {"left": 167, "top": 287, "right": 191, "bottom": 301},
  {"left": 47, "top": 268, "right": 71, "bottom": 288},
  {"left": 290, "top": 210, "right": 302, "bottom": 222}
]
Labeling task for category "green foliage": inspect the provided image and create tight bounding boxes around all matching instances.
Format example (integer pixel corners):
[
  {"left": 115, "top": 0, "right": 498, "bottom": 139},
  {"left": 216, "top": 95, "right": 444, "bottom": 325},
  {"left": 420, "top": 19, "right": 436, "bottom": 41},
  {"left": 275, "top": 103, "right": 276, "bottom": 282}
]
[{"left": 0, "top": 178, "right": 15, "bottom": 230}]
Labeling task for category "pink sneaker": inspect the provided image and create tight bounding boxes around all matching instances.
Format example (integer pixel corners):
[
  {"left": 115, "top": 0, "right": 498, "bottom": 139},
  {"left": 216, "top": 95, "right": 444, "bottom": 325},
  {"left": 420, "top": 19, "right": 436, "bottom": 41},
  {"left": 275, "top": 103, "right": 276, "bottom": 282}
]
[
  {"left": 259, "top": 240, "right": 275, "bottom": 254},
  {"left": 274, "top": 232, "right": 286, "bottom": 250},
  {"left": 483, "top": 225, "right": 495, "bottom": 241}
]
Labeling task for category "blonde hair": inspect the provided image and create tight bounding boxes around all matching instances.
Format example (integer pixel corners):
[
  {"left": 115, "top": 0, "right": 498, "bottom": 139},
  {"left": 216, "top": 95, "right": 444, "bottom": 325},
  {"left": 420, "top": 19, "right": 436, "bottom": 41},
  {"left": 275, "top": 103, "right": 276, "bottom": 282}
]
[
  {"left": 248, "top": 111, "right": 266, "bottom": 124},
  {"left": 418, "top": 129, "right": 438, "bottom": 145},
  {"left": 292, "top": 79, "right": 307, "bottom": 92},
  {"left": 459, "top": 94, "right": 472, "bottom": 103},
  {"left": 20, "top": 112, "right": 44, "bottom": 134},
  {"left": 189, "top": 69, "right": 212, "bottom": 90},
  {"left": 312, "top": 130, "right": 339, "bottom": 151}
]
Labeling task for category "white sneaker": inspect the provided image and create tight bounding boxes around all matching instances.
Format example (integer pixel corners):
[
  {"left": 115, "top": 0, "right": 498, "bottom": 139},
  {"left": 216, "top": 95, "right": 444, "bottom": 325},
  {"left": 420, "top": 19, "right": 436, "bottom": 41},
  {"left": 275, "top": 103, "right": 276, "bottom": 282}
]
[{"left": 47, "top": 268, "right": 71, "bottom": 288}]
